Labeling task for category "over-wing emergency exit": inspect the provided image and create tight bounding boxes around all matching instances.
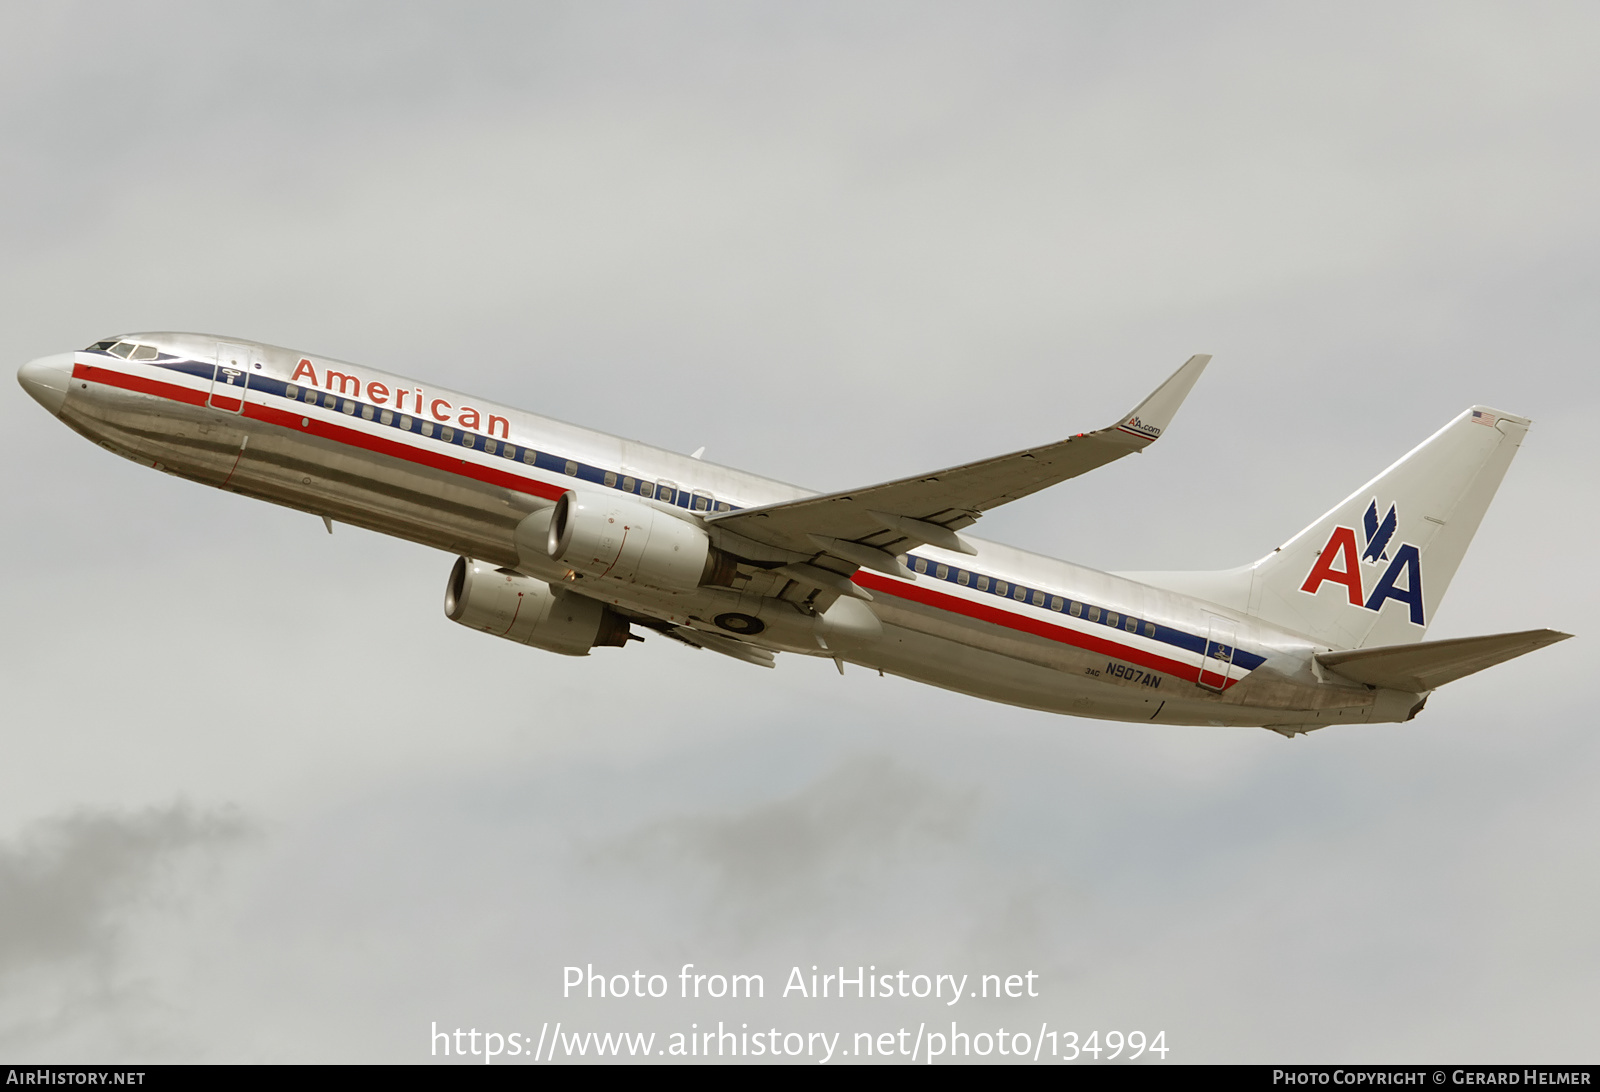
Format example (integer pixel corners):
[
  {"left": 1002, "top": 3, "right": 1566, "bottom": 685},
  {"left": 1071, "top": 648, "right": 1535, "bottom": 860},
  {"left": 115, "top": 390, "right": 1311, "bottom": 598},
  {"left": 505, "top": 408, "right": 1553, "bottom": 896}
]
[{"left": 17, "top": 335, "right": 1568, "bottom": 735}]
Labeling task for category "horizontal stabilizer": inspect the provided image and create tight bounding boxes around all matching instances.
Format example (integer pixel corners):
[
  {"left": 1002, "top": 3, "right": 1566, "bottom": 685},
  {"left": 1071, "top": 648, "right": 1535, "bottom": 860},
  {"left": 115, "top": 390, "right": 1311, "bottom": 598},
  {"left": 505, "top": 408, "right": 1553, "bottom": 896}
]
[{"left": 1316, "top": 629, "right": 1570, "bottom": 692}]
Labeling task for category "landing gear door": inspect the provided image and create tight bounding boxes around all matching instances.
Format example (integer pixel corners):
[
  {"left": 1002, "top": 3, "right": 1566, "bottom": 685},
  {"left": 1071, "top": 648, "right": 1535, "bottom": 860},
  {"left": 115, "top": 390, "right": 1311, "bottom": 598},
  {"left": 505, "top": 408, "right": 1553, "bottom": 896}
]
[
  {"left": 209, "top": 343, "right": 254, "bottom": 413},
  {"left": 1198, "top": 614, "right": 1237, "bottom": 692}
]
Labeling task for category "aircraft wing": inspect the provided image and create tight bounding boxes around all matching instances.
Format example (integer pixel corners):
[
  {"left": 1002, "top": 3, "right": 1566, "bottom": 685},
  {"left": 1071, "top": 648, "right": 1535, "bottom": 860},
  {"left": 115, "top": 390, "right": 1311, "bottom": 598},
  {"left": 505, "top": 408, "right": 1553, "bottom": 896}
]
[{"left": 706, "top": 355, "right": 1209, "bottom": 573}]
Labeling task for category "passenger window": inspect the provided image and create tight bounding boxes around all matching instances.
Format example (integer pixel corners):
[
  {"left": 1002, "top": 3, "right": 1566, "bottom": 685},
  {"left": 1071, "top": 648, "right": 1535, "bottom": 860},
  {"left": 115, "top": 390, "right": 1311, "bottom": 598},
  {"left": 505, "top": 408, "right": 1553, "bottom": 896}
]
[
  {"left": 502, "top": 445, "right": 516, "bottom": 459},
  {"left": 421, "top": 422, "right": 434, "bottom": 437},
  {"left": 110, "top": 343, "right": 135, "bottom": 358},
  {"left": 440, "top": 426, "right": 454, "bottom": 442},
  {"left": 523, "top": 449, "right": 537, "bottom": 465},
  {"left": 361, "top": 405, "right": 375, "bottom": 420},
  {"left": 659, "top": 487, "right": 675, "bottom": 504},
  {"left": 1143, "top": 621, "right": 1155, "bottom": 637},
  {"left": 285, "top": 384, "right": 299, "bottom": 399},
  {"left": 460, "top": 431, "right": 473, "bottom": 448},
  {"left": 304, "top": 389, "right": 316, "bottom": 404},
  {"left": 935, "top": 564, "right": 948, "bottom": 580},
  {"left": 715, "top": 501, "right": 731, "bottom": 512},
  {"left": 694, "top": 495, "right": 709, "bottom": 511},
  {"left": 913, "top": 558, "right": 927, "bottom": 574},
  {"left": 484, "top": 438, "right": 497, "bottom": 455},
  {"left": 1031, "top": 590, "right": 1044, "bottom": 606},
  {"left": 130, "top": 345, "right": 158, "bottom": 360},
  {"left": 1126, "top": 617, "right": 1137, "bottom": 632},
  {"left": 564, "top": 460, "right": 578, "bottom": 476},
  {"left": 621, "top": 476, "right": 635, "bottom": 491},
  {"left": 957, "top": 570, "right": 970, "bottom": 586},
  {"left": 400, "top": 414, "right": 413, "bottom": 430},
  {"left": 638, "top": 480, "right": 654, "bottom": 496},
  {"left": 380, "top": 410, "right": 393, "bottom": 426},
  {"left": 342, "top": 400, "right": 357, "bottom": 415},
  {"left": 976, "top": 576, "right": 989, "bottom": 591},
  {"left": 996, "top": 581, "right": 1008, "bottom": 596},
  {"left": 604, "top": 471, "right": 617, "bottom": 487},
  {"left": 1014, "top": 586, "right": 1027, "bottom": 601},
  {"left": 323, "top": 392, "right": 338, "bottom": 408},
  {"left": 1087, "top": 606, "right": 1100, "bottom": 622},
  {"left": 1106, "top": 612, "right": 1119, "bottom": 627},
  {"left": 1050, "top": 596, "right": 1063, "bottom": 611},
  {"left": 1069, "top": 601, "right": 1082, "bottom": 617}
]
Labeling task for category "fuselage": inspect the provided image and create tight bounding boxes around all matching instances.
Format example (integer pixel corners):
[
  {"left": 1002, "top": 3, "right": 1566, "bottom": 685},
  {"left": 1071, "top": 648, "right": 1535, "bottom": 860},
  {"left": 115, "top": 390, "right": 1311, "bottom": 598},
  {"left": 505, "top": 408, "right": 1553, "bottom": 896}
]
[{"left": 20, "top": 332, "right": 1421, "bottom": 731}]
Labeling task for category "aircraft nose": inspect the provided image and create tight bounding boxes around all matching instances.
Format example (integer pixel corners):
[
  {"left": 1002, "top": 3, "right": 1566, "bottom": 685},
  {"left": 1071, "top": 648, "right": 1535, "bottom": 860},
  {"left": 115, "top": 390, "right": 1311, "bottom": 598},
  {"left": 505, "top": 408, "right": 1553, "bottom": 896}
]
[{"left": 17, "top": 352, "right": 76, "bottom": 416}]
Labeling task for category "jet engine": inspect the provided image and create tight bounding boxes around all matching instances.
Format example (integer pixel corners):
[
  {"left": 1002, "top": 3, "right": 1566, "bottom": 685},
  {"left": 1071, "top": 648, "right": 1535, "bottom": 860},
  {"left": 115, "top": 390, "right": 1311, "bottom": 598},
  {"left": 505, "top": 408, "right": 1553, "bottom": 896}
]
[
  {"left": 444, "top": 557, "right": 632, "bottom": 655},
  {"left": 546, "top": 490, "right": 738, "bottom": 590}
]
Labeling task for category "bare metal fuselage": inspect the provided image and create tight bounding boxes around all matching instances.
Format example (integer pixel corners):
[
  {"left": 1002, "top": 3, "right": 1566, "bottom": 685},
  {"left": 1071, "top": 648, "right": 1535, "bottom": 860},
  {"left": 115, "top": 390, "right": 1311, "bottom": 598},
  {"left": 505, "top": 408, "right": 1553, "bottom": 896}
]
[{"left": 37, "top": 332, "right": 1418, "bottom": 732}]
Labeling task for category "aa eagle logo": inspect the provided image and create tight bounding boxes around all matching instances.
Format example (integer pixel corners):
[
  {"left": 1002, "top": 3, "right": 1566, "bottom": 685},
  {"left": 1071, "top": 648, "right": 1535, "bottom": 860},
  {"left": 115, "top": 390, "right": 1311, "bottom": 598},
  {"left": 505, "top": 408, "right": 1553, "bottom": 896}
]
[{"left": 1300, "top": 499, "right": 1425, "bottom": 625}]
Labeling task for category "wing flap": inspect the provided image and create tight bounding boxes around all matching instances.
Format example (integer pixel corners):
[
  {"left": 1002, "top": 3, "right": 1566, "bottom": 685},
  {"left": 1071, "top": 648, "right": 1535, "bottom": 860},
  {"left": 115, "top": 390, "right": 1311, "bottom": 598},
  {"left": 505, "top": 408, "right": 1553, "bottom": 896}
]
[
  {"left": 1316, "top": 629, "right": 1571, "bottom": 691},
  {"left": 661, "top": 626, "right": 777, "bottom": 668}
]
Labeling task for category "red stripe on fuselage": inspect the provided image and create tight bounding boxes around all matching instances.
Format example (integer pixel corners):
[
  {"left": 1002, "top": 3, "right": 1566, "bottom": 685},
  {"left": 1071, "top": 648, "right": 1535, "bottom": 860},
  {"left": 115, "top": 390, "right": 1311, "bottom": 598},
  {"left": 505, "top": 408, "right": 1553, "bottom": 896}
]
[
  {"left": 852, "top": 569, "right": 1232, "bottom": 690},
  {"left": 71, "top": 362, "right": 568, "bottom": 502},
  {"left": 75, "top": 362, "right": 209, "bottom": 407}
]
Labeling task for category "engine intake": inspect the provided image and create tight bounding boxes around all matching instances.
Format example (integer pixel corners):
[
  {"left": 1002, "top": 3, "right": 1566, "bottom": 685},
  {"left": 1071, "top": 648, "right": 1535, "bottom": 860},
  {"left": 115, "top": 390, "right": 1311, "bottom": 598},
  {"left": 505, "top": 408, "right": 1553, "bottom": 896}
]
[
  {"left": 546, "top": 490, "right": 738, "bottom": 590},
  {"left": 444, "top": 557, "right": 631, "bottom": 656}
]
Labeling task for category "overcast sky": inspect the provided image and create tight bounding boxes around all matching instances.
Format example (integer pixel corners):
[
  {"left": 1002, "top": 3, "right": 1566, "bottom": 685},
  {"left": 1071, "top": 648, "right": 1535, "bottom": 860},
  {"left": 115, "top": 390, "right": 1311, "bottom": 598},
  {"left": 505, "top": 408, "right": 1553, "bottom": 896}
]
[{"left": 2, "top": 0, "right": 1597, "bottom": 1063}]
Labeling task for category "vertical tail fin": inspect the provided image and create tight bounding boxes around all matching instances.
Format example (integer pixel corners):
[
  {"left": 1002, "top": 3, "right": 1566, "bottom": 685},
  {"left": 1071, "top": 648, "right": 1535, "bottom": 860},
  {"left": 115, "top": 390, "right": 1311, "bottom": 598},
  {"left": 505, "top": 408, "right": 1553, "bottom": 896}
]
[{"left": 1122, "top": 407, "right": 1529, "bottom": 649}]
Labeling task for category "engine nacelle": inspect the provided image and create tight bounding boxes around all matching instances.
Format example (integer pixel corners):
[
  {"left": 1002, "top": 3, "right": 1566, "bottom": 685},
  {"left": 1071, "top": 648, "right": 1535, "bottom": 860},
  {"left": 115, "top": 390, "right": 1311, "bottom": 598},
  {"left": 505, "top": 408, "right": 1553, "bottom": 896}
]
[
  {"left": 546, "top": 490, "right": 738, "bottom": 590},
  {"left": 444, "top": 557, "right": 631, "bottom": 656}
]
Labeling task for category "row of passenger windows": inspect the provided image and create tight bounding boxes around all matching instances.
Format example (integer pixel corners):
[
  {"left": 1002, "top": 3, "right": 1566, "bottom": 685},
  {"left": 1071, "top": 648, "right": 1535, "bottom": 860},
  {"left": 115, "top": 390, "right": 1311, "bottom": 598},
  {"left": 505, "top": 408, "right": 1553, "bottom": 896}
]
[
  {"left": 908, "top": 555, "right": 1159, "bottom": 639},
  {"left": 281, "top": 382, "right": 736, "bottom": 513},
  {"left": 595, "top": 469, "right": 733, "bottom": 512}
]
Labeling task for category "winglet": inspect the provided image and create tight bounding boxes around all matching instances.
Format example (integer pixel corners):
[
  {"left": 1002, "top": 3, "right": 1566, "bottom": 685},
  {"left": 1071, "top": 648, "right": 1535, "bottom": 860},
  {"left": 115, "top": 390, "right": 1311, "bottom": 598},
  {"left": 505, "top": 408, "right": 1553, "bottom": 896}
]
[{"left": 1113, "top": 353, "right": 1210, "bottom": 443}]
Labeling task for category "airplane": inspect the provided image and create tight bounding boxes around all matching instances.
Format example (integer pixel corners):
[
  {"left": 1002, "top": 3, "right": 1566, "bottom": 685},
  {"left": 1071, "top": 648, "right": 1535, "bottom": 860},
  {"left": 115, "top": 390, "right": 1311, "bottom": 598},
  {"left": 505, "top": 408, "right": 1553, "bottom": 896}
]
[{"left": 16, "top": 335, "right": 1569, "bottom": 737}]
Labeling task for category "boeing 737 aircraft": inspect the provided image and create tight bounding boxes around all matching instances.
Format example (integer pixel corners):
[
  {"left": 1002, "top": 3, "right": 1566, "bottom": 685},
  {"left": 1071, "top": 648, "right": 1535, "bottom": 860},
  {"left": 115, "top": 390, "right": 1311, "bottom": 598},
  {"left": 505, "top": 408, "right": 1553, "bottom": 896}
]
[{"left": 17, "top": 335, "right": 1568, "bottom": 735}]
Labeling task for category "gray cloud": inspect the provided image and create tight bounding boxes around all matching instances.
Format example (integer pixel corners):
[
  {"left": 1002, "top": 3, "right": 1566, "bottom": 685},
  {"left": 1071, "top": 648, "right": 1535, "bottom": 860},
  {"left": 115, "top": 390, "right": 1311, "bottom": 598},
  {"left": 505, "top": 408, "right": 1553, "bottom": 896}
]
[
  {"left": 592, "top": 754, "right": 977, "bottom": 938},
  {"left": 0, "top": 804, "right": 253, "bottom": 980},
  {"left": 0, "top": 804, "right": 255, "bottom": 1058}
]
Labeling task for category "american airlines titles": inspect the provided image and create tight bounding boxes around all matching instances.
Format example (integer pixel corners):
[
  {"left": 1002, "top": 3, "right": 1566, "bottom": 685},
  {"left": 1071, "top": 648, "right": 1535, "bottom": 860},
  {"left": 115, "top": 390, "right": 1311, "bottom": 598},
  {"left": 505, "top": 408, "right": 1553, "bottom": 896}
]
[{"left": 290, "top": 359, "right": 510, "bottom": 440}]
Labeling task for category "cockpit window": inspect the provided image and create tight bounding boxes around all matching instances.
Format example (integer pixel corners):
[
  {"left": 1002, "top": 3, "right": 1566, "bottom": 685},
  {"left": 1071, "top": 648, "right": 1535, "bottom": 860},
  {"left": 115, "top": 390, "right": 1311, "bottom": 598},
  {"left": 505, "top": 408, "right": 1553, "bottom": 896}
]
[
  {"left": 87, "top": 340, "right": 116, "bottom": 352},
  {"left": 109, "top": 342, "right": 136, "bottom": 358},
  {"left": 130, "top": 344, "right": 158, "bottom": 361}
]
